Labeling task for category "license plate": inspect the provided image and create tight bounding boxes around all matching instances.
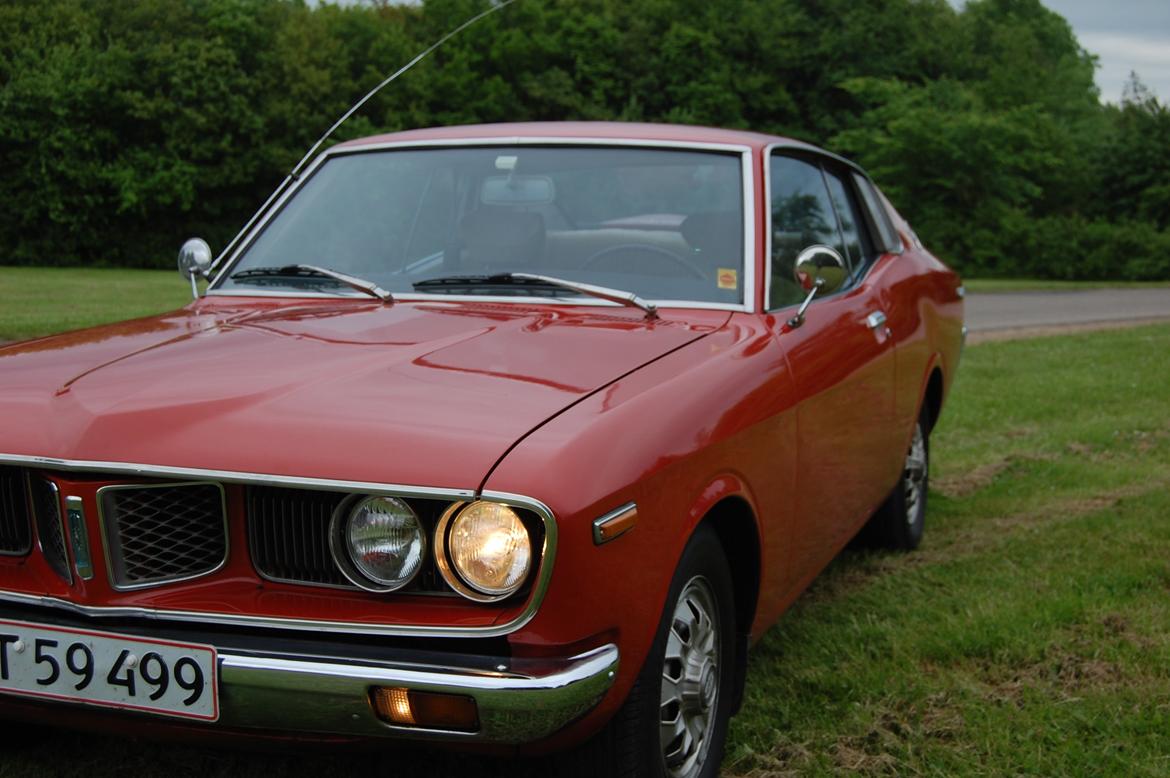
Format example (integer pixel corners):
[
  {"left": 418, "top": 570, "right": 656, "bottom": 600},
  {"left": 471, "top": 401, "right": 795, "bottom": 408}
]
[{"left": 0, "top": 618, "right": 218, "bottom": 721}]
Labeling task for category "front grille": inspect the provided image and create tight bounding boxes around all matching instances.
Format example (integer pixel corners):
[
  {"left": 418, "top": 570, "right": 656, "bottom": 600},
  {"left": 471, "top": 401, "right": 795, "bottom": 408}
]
[
  {"left": 30, "top": 475, "right": 70, "bottom": 582},
  {"left": 247, "top": 486, "right": 350, "bottom": 587},
  {"left": 0, "top": 467, "right": 33, "bottom": 555},
  {"left": 247, "top": 486, "right": 452, "bottom": 593},
  {"left": 99, "top": 483, "right": 227, "bottom": 589}
]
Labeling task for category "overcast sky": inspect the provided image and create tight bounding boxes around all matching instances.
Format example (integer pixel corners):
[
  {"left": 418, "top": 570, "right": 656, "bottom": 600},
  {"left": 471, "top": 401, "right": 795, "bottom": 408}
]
[{"left": 986, "top": 0, "right": 1170, "bottom": 102}]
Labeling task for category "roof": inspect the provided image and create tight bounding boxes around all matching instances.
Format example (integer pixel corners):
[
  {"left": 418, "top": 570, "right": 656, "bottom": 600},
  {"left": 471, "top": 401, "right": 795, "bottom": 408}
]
[{"left": 336, "top": 121, "right": 814, "bottom": 153}]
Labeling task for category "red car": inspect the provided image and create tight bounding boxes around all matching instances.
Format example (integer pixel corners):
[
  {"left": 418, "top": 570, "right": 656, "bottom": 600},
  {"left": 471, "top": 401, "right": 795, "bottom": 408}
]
[{"left": 0, "top": 122, "right": 962, "bottom": 776}]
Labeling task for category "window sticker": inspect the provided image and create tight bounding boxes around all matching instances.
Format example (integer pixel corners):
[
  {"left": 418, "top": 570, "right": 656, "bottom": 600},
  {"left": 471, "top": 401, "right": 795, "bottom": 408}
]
[{"left": 717, "top": 268, "right": 738, "bottom": 290}]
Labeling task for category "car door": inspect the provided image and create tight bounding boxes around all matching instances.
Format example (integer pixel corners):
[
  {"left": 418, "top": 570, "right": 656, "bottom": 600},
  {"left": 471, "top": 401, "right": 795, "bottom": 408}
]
[{"left": 764, "top": 151, "right": 899, "bottom": 579}]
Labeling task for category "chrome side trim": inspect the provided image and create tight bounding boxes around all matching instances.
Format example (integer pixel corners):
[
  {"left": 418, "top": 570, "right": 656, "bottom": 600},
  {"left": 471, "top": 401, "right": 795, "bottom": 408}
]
[
  {"left": 218, "top": 643, "right": 618, "bottom": 742},
  {"left": 0, "top": 454, "right": 554, "bottom": 638},
  {"left": 96, "top": 481, "right": 229, "bottom": 592},
  {"left": 63, "top": 496, "right": 93, "bottom": 581},
  {"left": 205, "top": 137, "right": 757, "bottom": 314}
]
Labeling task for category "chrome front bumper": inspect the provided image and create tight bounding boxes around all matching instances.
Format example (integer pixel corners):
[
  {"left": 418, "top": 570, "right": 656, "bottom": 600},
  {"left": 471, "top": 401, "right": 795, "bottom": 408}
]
[{"left": 218, "top": 643, "right": 619, "bottom": 743}]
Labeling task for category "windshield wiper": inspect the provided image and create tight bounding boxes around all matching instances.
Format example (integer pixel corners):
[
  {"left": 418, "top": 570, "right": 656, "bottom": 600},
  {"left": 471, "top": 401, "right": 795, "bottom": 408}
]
[
  {"left": 230, "top": 265, "right": 393, "bottom": 304},
  {"left": 412, "top": 273, "right": 657, "bottom": 319}
]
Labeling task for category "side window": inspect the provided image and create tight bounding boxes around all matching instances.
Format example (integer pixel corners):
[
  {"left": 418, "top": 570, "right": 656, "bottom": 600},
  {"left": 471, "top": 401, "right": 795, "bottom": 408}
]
[
  {"left": 823, "top": 169, "right": 866, "bottom": 277},
  {"left": 851, "top": 172, "right": 902, "bottom": 253},
  {"left": 768, "top": 156, "right": 844, "bottom": 309}
]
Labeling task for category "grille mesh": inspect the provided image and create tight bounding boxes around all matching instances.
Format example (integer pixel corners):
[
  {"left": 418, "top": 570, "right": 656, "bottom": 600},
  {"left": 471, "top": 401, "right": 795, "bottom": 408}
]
[
  {"left": 0, "top": 467, "right": 33, "bottom": 555},
  {"left": 101, "top": 483, "right": 226, "bottom": 587},
  {"left": 30, "top": 476, "right": 70, "bottom": 582}
]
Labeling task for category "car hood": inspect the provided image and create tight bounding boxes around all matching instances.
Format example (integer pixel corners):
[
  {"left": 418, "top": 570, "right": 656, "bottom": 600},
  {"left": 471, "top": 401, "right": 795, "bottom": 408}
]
[{"left": 0, "top": 299, "right": 728, "bottom": 489}]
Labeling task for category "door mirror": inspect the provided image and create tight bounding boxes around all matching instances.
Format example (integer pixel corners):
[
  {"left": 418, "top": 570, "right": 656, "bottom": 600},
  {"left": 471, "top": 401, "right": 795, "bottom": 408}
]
[
  {"left": 787, "top": 244, "right": 847, "bottom": 329},
  {"left": 178, "top": 238, "right": 214, "bottom": 299},
  {"left": 793, "top": 244, "right": 847, "bottom": 295}
]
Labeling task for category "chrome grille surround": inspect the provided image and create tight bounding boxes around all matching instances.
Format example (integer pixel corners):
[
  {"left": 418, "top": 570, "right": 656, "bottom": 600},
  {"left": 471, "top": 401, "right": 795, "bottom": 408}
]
[
  {"left": 0, "top": 466, "right": 33, "bottom": 556},
  {"left": 97, "top": 481, "right": 228, "bottom": 590},
  {"left": 0, "top": 453, "right": 556, "bottom": 639}
]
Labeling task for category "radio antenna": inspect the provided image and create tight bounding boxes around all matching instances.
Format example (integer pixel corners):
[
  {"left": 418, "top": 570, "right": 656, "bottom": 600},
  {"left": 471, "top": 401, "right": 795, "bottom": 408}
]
[{"left": 209, "top": 0, "right": 518, "bottom": 277}]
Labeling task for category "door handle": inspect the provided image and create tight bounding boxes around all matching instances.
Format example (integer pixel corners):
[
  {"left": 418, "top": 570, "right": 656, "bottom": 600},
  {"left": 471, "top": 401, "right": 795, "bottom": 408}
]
[{"left": 865, "top": 311, "right": 887, "bottom": 330}]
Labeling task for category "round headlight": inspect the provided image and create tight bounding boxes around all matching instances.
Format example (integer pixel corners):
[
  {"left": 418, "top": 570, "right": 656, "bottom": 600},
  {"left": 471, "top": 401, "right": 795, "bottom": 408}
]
[
  {"left": 330, "top": 496, "right": 425, "bottom": 592},
  {"left": 437, "top": 501, "right": 532, "bottom": 600}
]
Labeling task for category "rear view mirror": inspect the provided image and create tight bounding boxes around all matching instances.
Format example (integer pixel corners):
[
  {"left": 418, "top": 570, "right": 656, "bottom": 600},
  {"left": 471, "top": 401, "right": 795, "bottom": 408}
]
[{"left": 480, "top": 175, "right": 555, "bottom": 205}]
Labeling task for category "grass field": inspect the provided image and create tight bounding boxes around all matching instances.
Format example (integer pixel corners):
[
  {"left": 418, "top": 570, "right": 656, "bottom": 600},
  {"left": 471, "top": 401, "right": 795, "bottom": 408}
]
[
  {"left": 1, "top": 272, "right": 1169, "bottom": 776},
  {"left": 0, "top": 266, "right": 191, "bottom": 341}
]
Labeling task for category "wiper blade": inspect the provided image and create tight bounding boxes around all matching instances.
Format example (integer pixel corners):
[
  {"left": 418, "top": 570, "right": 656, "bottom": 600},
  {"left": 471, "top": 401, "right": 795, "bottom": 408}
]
[
  {"left": 412, "top": 273, "right": 657, "bottom": 319},
  {"left": 230, "top": 265, "right": 393, "bottom": 303}
]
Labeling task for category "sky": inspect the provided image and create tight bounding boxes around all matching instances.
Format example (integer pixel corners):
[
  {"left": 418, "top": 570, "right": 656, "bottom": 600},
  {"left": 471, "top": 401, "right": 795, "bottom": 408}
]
[{"left": 1041, "top": 0, "right": 1170, "bottom": 103}]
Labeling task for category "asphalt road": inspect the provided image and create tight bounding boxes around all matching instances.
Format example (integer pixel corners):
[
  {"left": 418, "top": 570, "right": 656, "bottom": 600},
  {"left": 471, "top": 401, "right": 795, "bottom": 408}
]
[{"left": 964, "top": 288, "right": 1170, "bottom": 334}]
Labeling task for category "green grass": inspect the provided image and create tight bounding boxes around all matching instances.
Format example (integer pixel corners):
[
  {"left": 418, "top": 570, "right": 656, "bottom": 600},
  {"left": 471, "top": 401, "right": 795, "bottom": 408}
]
[
  {"left": 963, "top": 278, "right": 1170, "bottom": 293},
  {"left": 1, "top": 277, "right": 1169, "bottom": 775},
  {"left": 0, "top": 266, "right": 192, "bottom": 341},
  {"left": 725, "top": 322, "right": 1170, "bottom": 776}
]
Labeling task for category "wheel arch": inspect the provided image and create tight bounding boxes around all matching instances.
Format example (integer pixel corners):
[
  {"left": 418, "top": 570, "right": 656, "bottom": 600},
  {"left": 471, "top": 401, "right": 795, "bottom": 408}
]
[
  {"left": 922, "top": 364, "right": 945, "bottom": 432},
  {"left": 698, "top": 494, "right": 760, "bottom": 715}
]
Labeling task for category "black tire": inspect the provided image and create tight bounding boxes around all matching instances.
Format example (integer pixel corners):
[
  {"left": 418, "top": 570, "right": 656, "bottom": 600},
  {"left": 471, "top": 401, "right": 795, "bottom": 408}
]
[
  {"left": 863, "top": 409, "right": 930, "bottom": 550},
  {"left": 571, "top": 524, "right": 737, "bottom": 778}
]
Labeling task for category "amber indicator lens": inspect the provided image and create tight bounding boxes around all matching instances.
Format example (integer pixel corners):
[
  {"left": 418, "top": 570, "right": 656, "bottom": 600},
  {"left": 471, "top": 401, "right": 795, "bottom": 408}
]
[{"left": 372, "top": 687, "right": 479, "bottom": 732}]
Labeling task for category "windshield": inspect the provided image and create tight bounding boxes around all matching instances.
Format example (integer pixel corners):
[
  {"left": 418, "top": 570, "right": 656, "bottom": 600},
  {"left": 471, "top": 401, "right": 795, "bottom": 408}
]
[{"left": 213, "top": 145, "right": 746, "bottom": 306}]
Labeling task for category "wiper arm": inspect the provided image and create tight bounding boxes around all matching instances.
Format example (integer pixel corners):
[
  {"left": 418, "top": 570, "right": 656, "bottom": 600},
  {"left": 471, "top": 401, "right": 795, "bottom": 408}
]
[
  {"left": 230, "top": 265, "right": 393, "bottom": 304},
  {"left": 510, "top": 273, "right": 657, "bottom": 319},
  {"left": 412, "top": 273, "right": 657, "bottom": 319}
]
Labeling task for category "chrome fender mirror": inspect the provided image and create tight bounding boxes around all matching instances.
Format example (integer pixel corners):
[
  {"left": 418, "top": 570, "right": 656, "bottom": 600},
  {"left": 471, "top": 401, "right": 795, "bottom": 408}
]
[
  {"left": 178, "top": 238, "right": 214, "bottom": 299},
  {"left": 788, "top": 244, "right": 847, "bottom": 328}
]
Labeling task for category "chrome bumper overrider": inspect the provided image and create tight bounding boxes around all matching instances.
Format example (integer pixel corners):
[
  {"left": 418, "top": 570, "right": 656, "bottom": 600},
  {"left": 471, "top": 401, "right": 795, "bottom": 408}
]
[{"left": 217, "top": 643, "right": 619, "bottom": 743}]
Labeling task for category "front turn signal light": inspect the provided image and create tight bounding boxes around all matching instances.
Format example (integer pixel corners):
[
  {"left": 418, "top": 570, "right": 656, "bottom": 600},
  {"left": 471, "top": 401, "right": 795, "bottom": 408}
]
[{"left": 371, "top": 687, "right": 479, "bottom": 732}]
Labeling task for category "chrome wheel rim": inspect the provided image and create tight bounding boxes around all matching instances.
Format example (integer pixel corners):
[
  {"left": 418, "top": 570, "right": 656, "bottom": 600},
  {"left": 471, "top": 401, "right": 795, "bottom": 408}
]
[
  {"left": 904, "top": 422, "right": 927, "bottom": 528},
  {"left": 659, "top": 575, "right": 720, "bottom": 778}
]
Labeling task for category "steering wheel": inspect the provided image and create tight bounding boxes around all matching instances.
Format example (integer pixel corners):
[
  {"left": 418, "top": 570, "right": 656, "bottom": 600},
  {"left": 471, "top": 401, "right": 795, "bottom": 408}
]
[{"left": 581, "top": 243, "right": 707, "bottom": 279}]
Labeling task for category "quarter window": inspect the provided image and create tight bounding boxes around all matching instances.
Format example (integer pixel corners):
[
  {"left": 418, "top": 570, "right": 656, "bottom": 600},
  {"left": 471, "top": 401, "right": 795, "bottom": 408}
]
[
  {"left": 851, "top": 172, "right": 901, "bottom": 253},
  {"left": 768, "top": 156, "right": 844, "bottom": 309},
  {"left": 823, "top": 169, "right": 865, "bottom": 276}
]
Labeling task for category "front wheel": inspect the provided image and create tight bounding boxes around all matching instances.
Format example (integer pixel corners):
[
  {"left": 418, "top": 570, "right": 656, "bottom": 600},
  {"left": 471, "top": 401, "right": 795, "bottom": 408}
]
[
  {"left": 863, "top": 409, "right": 930, "bottom": 550},
  {"left": 573, "top": 524, "right": 736, "bottom": 777}
]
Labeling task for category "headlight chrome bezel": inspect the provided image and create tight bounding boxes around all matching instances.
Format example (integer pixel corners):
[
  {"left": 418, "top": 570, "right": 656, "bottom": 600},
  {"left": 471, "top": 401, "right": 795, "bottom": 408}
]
[
  {"left": 328, "top": 494, "right": 427, "bottom": 593},
  {"left": 434, "top": 501, "right": 534, "bottom": 603}
]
